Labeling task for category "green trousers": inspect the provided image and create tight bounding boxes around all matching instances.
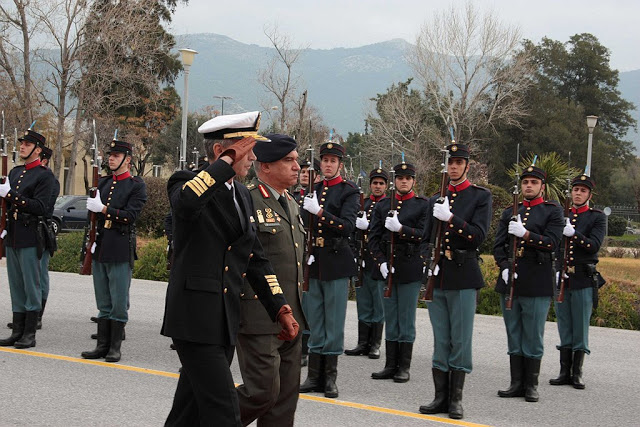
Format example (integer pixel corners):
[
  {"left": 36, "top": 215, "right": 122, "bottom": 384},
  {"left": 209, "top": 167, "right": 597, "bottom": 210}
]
[
  {"left": 307, "top": 278, "right": 349, "bottom": 355},
  {"left": 500, "top": 295, "right": 550, "bottom": 360},
  {"left": 6, "top": 246, "right": 41, "bottom": 312},
  {"left": 554, "top": 287, "right": 592, "bottom": 354},
  {"left": 92, "top": 261, "right": 132, "bottom": 323},
  {"left": 355, "top": 271, "right": 385, "bottom": 324},
  {"left": 383, "top": 281, "right": 421, "bottom": 343}
]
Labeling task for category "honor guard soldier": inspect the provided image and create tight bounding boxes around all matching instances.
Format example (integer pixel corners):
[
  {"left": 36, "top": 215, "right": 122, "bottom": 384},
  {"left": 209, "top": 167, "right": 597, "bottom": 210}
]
[
  {"left": 236, "top": 133, "right": 307, "bottom": 426},
  {"left": 0, "top": 127, "right": 55, "bottom": 348},
  {"left": 299, "top": 141, "right": 359, "bottom": 399},
  {"left": 293, "top": 158, "right": 321, "bottom": 203},
  {"left": 369, "top": 161, "right": 429, "bottom": 383},
  {"left": 419, "top": 144, "right": 492, "bottom": 420},
  {"left": 493, "top": 164, "right": 563, "bottom": 402},
  {"left": 345, "top": 167, "right": 388, "bottom": 359},
  {"left": 550, "top": 174, "right": 605, "bottom": 390},
  {"left": 81, "top": 137, "right": 147, "bottom": 363},
  {"left": 161, "top": 112, "right": 299, "bottom": 426}
]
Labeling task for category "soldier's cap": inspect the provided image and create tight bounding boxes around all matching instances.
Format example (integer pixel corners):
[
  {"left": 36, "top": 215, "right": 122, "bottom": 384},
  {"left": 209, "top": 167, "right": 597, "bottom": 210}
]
[
  {"left": 393, "top": 162, "right": 416, "bottom": 177},
  {"left": 254, "top": 133, "right": 297, "bottom": 163},
  {"left": 40, "top": 145, "right": 53, "bottom": 160},
  {"left": 572, "top": 174, "right": 595, "bottom": 190},
  {"left": 197, "top": 111, "right": 269, "bottom": 141},
  {"left": 299, "top": 158, "right": 321, "bottom": 172},
  {"left": 319, "top": 142, "right": 345, "bottom": 159},
  {"left": 18, "top": 129, "right": 46, "bottom": 147},
  {"left": 520, "top": 165, "right": 546, "bottom": 182},
  {"left": 369, "top": 167, "right": 389, "bottom": 182},
  {"left": 447, "top": 143, "right": 470, "bottom": 159},
  {"left": 106, "top": 139, "right": 133, "bottom": 155}
]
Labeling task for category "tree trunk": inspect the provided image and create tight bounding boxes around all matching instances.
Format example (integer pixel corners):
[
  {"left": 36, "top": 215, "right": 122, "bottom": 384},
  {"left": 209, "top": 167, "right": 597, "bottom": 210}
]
[{"left": 65, "top": 102, "right": 85, "bottom": 195}]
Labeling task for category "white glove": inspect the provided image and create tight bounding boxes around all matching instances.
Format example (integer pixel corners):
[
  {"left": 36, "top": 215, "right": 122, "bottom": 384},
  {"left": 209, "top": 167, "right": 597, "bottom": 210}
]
[
  {"left": 556, "top": 271, "right": 569, "bottom": 285},
  {"left": 501, "top": 269, "right": 518, "bottom": 283},
  {"left": 508, "top": 214, "right": 527, "bottom": 238},
  {"left": 428, "top": 265, "right": 440, "bottom": 277},
  {"left": 385, "top": 211, "right": 402, "bottom": 232},
  {"left": 90, "top": 242, "right": 97, "bottom": 254},
  {"left": 307, "top": 254, "right": 315, "bottom": 265},
  {"left": 0, "top": 230, "right": 6, "bottom": 239},
  {"left": 433, "top": 196, "right": 453, "bottom": 222},
  {"left": 380, "top": 262, "right": 395, "bottom": 279},
  {"left": 0, "top": 179, "right": 11, "bottom": 198},
  {"left": 356, "top": 212, "right": 369, "bottom": 230},
  {"left": 563, "top": 218, "right": 575, "bottom": 237},
  {"left": 362, "top": 260, "right": 366, "bottom": 268},
  {"left": 86, "top": 190, "right": 105, "bottom": 213},
  {"left": 303, "top": 193, "right": 321, "bottom": 215}
]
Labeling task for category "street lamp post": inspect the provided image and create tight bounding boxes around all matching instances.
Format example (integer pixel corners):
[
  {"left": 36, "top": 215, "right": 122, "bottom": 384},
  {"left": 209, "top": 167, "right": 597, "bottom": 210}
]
[
  {"left": 179, "top": 48, "right": 198, "bottom": 170},
  {"left": 585, "top": 115, "right": 598, "bottom": 175},
  {"left": 213, "top": 95, "right": 233, "bottom": 115}
]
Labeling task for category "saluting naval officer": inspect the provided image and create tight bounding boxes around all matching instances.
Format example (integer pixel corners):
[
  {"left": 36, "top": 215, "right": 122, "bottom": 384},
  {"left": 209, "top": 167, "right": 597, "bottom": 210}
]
[
  {"left": 493, "top": 164, "right": 563, "bottom": 402},
  {"left": 236, "top": 133, "right": 307, "bottom": 427},
  {"left": 299, "top": 141, "right": 359, "bottom": 399},
  {"left": 345, "top": 167, "right": 388, "bottom": 359},
  {"left": 161, "top": 112, "right": 299, "bottom": 426},
  {"left": 80, "top": 137, "right": 147, "bottom": 363},
  {"left": 550, "top": 174, "right": 605, "bottom": 390},
  {"left": 368, "top": 161, "right": 429, "bottom": 383},
  {"left": 418, "top": 144, "right": 491, "bottom": 420},
  {"left": 0, "top": 127, "right": 55, "bottom": 348}
]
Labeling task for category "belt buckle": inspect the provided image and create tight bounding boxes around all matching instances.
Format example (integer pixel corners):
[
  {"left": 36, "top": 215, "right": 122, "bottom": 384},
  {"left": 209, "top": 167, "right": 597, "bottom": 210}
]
[
  {"left": 316, "top": 237, "right": 324, "bottom": 248},
  {"left": 567, "top": 266, "right": 575, "bottom": 274},
  {"left": 517, "top": 247, "right": 524, "bottom": 258},
  {"left": 104, "top": 220, "right": 112, "bottom": 229},
  {"left": 444, "top": 249, "right": 453, "bottom": 261},
  {"left": 13, "top": 211, "right": 18, "bottom": 220}
]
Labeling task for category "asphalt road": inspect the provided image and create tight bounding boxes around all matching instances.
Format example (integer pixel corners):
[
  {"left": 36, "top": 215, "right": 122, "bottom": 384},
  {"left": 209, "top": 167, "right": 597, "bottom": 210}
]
[{"left": 0, "top": 269, "right": 638, "bottom": 426}]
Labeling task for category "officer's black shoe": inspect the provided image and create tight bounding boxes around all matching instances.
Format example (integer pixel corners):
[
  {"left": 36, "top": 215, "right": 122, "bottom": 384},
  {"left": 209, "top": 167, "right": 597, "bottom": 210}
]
[
  {"left": 300, "top": 353, "right": 325, "bottom": 393},
  {"left": 81, "top": 318, "right": 111, "bottom": 359},
  {"left": 368, "top": 322, "right": 384, "bottom": 359},
  {"left": 105, "top": 320, "right": 126, "bottom": 362},
  {"left": 0, "top": 313, "right": 26, "bottom": 346},
  {"left": 419, "top": 368, "right": 449, "bottom": 414},
  {"left": 393, "top": 342, "right": 413, "bottom": 383},
  {"left": 498, "top": 354, "right": 525, "bottom": 397},
  {"left": 14, "top": 311, "right": 38, "bottom": 348},
  {"left": 448, "top": 370, "right": 465, "bottom": 419},
  {"left": 345, "top": 321, "right": 371, "bottom": 356},
  {"left": 324, "top": 355, "right": 339, "bottom": 398},
  {"left": 572, "top": 350, "right": 586, "bottom": 389},
  {"left": 36, "top": 299, "right": 46, "bottom": 330},
  {"left": 524, "top": 357, "right": 541, "bottom": 402},
  {"left": 549, "top": 348, "right": 573, "bottom": 385},
  {"left": 372, "top": 340, "right": 398, "bottom": 379},
  {"left": 301, "top": 333, "right": 309, "bottom": 366}
]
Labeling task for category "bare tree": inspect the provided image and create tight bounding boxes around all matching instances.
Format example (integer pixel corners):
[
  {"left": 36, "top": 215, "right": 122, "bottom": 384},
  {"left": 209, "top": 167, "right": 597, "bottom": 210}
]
[{"left": 409, "top": 2, "right": 533, "bottom": 147}]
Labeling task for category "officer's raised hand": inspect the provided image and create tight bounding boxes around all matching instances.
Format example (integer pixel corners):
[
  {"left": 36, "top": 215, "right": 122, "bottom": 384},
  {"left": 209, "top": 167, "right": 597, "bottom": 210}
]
[
  {"left": 508, "top": 214, "right": 527, "bottom": 238},
  {"left": 380, "top": 262, "right": 394, "bottom": 279},
  {"left": 356, "top": 211, "right": 369, "bottom": 230},
  {"left": 385, "top": 211, "right": 402, "bottom": 232},
  {"left": 276, "top": 304, "right": 300, "bottom": 341},
  {"left": 303, "top": 192, "right": 322, "bottom": 216},
  {"left": 563, "top": 217, "right": 576, "bottom": 237},
  {"left": 86, "top": 189, "right": 105, "bottom": 213},
  {"left": 220, "top": 136, "right": 256, "bottom": 163},
  {"left": 433, "top": 196, "right": 453, "bottom": 222},
  {"left": 0, "top": 178, "right": 11, "bottom": 198}
]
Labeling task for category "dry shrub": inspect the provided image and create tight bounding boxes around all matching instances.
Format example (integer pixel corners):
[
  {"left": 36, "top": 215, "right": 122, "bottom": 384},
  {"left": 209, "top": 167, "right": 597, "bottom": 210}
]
[{"left": 608, "top": 247, "right": 626, "bottom": 258}]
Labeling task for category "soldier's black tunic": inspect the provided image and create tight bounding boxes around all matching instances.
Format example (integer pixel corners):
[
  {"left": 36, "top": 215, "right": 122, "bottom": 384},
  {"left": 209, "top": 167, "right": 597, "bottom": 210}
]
[
  {"left": 562, "top": 205, "right": 606, "bottom": 289},
  {"left": 357, "top": 195, "right": 387, "bottom": 275}
]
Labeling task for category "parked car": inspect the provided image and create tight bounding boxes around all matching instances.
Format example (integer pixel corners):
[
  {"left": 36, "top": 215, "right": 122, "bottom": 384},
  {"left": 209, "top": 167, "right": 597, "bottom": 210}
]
[{"left": 52, "top": 195, "right": 88, "bottom": 234}]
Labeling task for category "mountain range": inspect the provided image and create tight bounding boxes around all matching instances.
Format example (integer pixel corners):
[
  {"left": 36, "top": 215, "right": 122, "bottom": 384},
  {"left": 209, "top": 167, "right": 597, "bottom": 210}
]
[{"left": 174, "top": 33, "right": 640, "bottom": 152}]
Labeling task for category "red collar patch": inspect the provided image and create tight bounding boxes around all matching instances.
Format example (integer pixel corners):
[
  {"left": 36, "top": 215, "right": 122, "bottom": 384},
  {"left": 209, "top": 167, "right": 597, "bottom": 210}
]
[
  {"left": 113, "top": 171, "right": 131, "bottom": 181},
  {"left": 571, "top": 205, "right": 590, "bottom": 214},
  {"left": 323, "top": 176, "right": 343, "bottom": 187},
  {"left": 448, "top": 179, "right": 471, "bottom": 193},
  {"left": 523, "top": 197, "right": 544, "bottom": 207},
  {"left": 25, "top": 159, "right": 41, "bottom": 170},
  {"left": 396, "top": 190, "right": 415, "bottom": 201},
  {"left": 370, "top": 194, "right": 386, "bottom": 202}
]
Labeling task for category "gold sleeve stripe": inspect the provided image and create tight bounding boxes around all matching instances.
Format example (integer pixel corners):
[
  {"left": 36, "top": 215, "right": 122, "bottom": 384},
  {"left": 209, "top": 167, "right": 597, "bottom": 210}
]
[
  {"left": 191, "top": 177, "right": 208, "bottom": 193},
  {"left": 183, "top": 181, "right": 204, "bottom": 196},
  {"left": 265, "top": 275, "right": 277, "bottom": 280},
  {"left": 197, "top": 170, "right": 215, "bottom": 187},
  {"left": 270, "top": 285, "right": 283, "bottom": 295},
  {"left": 267, "top": 279, "right": 279, "bottom": 284}
]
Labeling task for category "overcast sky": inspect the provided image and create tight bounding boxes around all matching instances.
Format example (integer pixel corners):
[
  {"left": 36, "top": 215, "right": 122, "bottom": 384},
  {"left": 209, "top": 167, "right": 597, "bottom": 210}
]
[{"left": 169, "top": 0, "right": 640, "bottom": 71}]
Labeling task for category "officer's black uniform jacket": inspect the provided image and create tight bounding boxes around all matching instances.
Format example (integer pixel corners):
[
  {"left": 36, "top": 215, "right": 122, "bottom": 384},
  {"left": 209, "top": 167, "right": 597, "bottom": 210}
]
[
  {"left": 422, "top": 181, "right": 492, "bottom": 290},
  {"left": 161, "top": 159, "right": 287, "bottom": 346},
  {"left": 356, "top": 195, "right": 387, "bottom": 275},
  {"left": 494, "top": 197, "right": 564, "bottom": 297},
  {"left": 368, "top": 191, "right": 429, "bottom": 284},
  {"left": 92, "top": 171, "right": 147, "bottom": 264},
  {"left": 557, "top": 205, "right": 606, "bottom": 290},
  {"left": 4, "top": 159, "right": 55, "bottom": 249},
  {"left": 307, "top": 176, "right": 359, "bottom": 282}
]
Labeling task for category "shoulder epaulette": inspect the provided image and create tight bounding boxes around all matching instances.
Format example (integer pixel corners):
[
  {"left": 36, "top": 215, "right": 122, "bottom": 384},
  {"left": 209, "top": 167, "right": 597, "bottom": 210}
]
[
  {"left": 344, "top": 180, "right": 358, "bottom": 189},
  {"left": 99, "top": 175, "right": 111, "bottom": 182},
  {"left": 590, "top": 207, "right": 604, "bottom": 213},
  {"left": 247, "top": 183, "right": 256, "bottom": 190},
  {"left": 472, "top": 184, "right": 490, "bottom": 192},
  {"left": 416, "top": 195, "right": 429, "bottom": 201},
  {"left": 258, "top": 183, "right": 270, "bottom": 199},
  {"left": 132, "top": 176, "right": 143, "bottom": 182},
  {"left": 545, "top": 200, "right": 560, "bottom": 206}
]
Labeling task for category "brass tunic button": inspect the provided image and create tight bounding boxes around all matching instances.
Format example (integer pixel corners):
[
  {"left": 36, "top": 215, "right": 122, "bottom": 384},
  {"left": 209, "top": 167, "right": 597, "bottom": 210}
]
[
  {"left": 225, "top": 266, "right": 229, "bottom": 271},
  {"left": 223, "top": 288, "right": 228, "bottom": 294},
  {"left": 228, "top": 246, "right": 232, "bottom": 251}
]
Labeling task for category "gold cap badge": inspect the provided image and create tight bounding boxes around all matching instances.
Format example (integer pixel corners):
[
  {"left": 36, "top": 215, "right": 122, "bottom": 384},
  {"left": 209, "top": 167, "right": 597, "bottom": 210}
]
[
  {"left": 327, "top": 143, "right": 333, "bottom": 149},
  {"left": 111, "top": 142, "right": 116, "bottom": 147},
  {"left": 376, "top": 169, "right": 382, "bottom": 173},
  {"left": 581, "top": 175, "right": 587, "bottom": 180},
  {"left": 451, "top": 145, "right": 458, "bottom": 151},
  {"left": 401, "top": 164, "right": 407, "bottom": 169},
  {"left": 527, "top": 167, "right": 533, "bottom": 172}
]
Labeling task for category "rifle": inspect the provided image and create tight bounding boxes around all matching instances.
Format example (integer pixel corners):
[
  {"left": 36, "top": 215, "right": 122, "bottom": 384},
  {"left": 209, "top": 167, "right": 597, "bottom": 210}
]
[
  {"left": 383, "top": 168, "right": 396, "bottom": 298},
  {"left": 421, "top": 143, "right": 450, "bottom": 302},
  {"left": 302, "top": 145, "right": 316, "bottom": 292},
  {"left": 557, "top": 152, "right": 572, "bottom": 303},
  {"left": 504, "top": 145, "right": 522, "bottom": 310},
  {"left": 12, "top": 128, "right": 17, "bottom": 164},
  {"left": 355, "top": 174, "right": 365, "bottom": 288},
  {"left": 80, "top": 120, "right": 101, "bottom": 275},
  {"left": 0, "top": 111, "right": 7, "bottom": 260}
]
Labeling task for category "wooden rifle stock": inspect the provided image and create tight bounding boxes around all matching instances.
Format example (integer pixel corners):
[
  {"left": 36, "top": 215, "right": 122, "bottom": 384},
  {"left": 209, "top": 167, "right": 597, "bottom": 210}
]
[
  {"left": 355, "top": 190, "right": 365, "bottom": 288},
  {"left": 557, "top": 194, "right": 572, "bottom": 303},
  {"left": 384, "top": 183, "right": 396, "bottom": 298},
  {"left": 422, "top": 170, "right": 448, "bottom": 302},
  {"left": 302, "top": 167, "right": 315, "bottom": 292},
  {"left": 505, "top": 191, "right": 520, "bottom": 310},
  {"left": 80, "top": 165, "right": 99, "bottom": 275},
  {"left": 0, "top": 153, "right": 7, "bottom": 260}
]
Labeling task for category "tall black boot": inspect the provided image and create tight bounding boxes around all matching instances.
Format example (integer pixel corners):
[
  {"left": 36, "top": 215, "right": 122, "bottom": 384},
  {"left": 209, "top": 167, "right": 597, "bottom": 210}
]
[
  {"left": 368, "top": 322, "right": 384, "bottom": 359},
  {"left": 36, "top": 299, "right": 47, "bottom": 330},
  {"left": 371, "top": 340, "right": 398, "bottom": 379},
  {"left": 572, "top": 350, "right": 586, "bottom": 389},
  {"left": 105, "top": 320, "right": 126, "bottom": 362},
  {"left": 419, "top": 368, "right": 450, "bottom": 414},
  {"left": 549, "top": 348, "right": 573, "bottom": 385},
  {"left": 448, "top": 370, "right": 466, "bottom": 419},
  {"left": 393, "top": 342, "right": 413, "bottom": 383},
  {"left": 524, "top": 357, "right": 541, "bottom": 402},
  {"left": 498, "top": 355, "right": 525, "bottom": 397},
  {"left": 0, "top": 313, "right": 26, "bottom": 346},
  {"left": 301, "top": 333, "right": 309, "bottom": 367},
  {"left": 344, "top": 321, "right": 371, "bottom": 356},
  {"left": 92, "top": 326, "right": 125, "bottom": 340},
  {"left": 324, "top": 355, "right": 339, "bottom": 398},
  {"left": 14, "top": 311, "right": 38, "bottom": 348},
  {"left": 300, "top": 353, "right": 325, "bottom": 393},
  {"left": 81, "top": 318, "right": 111, "bottom": 359}
]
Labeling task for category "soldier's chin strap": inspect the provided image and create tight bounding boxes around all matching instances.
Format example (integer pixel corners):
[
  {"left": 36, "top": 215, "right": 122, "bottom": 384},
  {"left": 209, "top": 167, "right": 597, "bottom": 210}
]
[
  {"left": 21, "top": 143, "right": 40, "bottom": 162},
  {"left": 109, "top": 153, "right": 129, "bottom": 173}
]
